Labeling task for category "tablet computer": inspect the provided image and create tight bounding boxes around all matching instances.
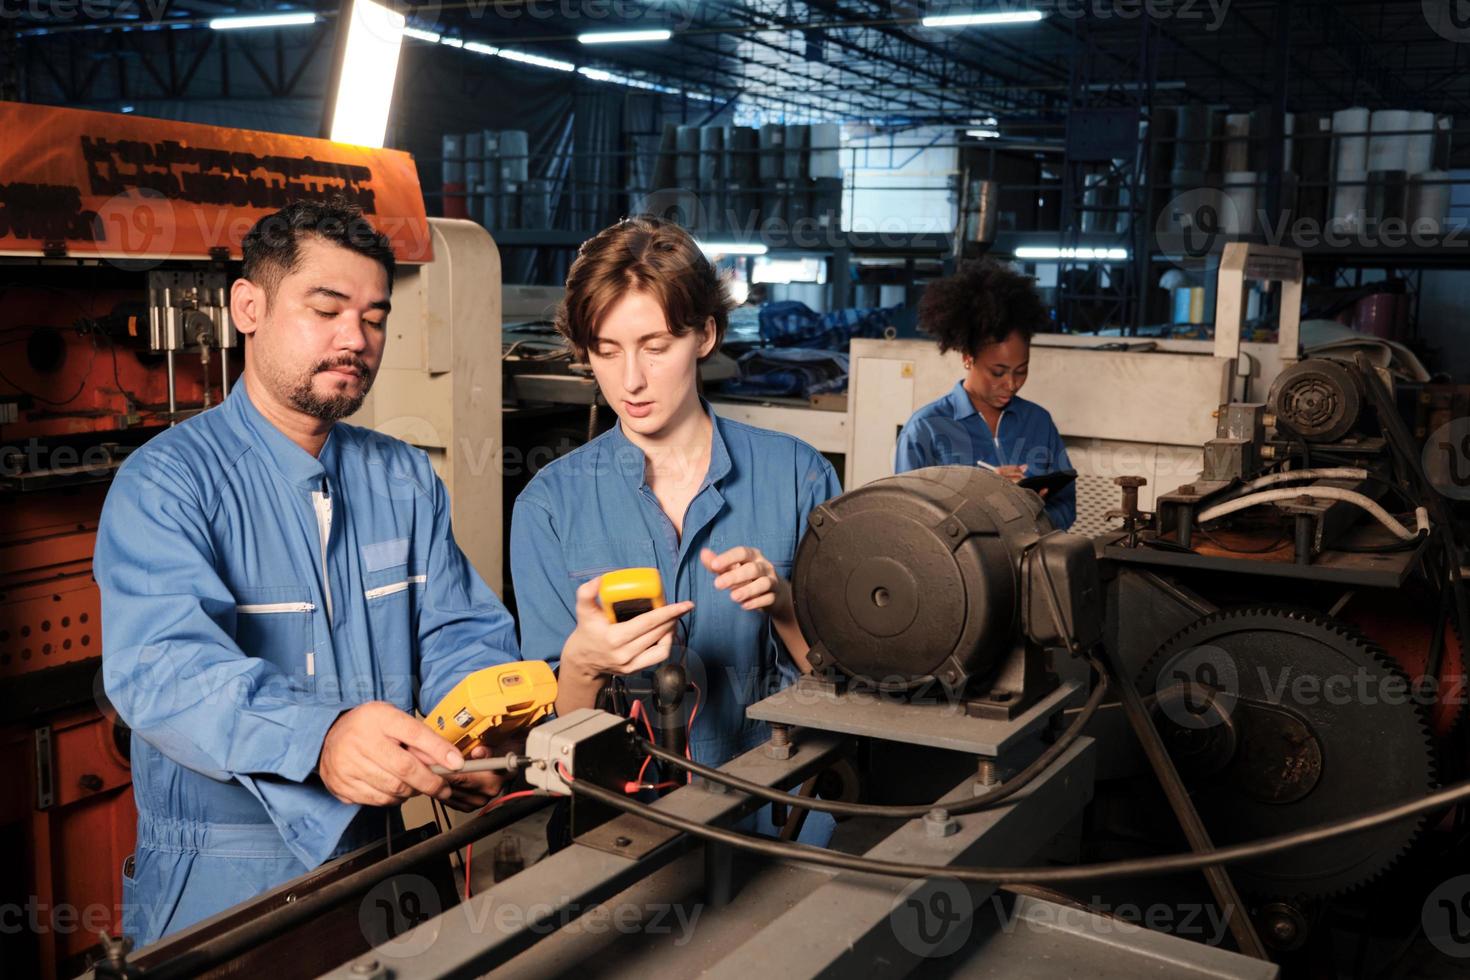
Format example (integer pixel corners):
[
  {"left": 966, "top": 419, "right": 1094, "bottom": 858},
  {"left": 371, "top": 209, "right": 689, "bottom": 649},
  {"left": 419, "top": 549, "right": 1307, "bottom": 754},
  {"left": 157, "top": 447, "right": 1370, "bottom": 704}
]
[{"left": 1018, "top": 468, "right": 1077, "bottom": 497}]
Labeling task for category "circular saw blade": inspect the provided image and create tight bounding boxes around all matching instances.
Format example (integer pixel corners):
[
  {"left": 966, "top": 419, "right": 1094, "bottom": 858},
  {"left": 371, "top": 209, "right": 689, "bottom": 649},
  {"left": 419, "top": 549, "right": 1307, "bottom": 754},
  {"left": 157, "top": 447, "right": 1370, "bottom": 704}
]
[{"left": 1138, "top": 607, "right": 1436, "bottom": 900}]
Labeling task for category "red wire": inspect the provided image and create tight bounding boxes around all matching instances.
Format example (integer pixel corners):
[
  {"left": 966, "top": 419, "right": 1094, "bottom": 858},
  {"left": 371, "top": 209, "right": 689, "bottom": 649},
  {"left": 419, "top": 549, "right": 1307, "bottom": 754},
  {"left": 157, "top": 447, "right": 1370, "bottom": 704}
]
[
  {"left": 462, "top": 789, "right": 542, "bottom": 900},
  {"left": 684, "top": 681, "right": 702, "bottom": 781},
  {"left": 629, "top": 699, "right": 656, "bottom": 784}
]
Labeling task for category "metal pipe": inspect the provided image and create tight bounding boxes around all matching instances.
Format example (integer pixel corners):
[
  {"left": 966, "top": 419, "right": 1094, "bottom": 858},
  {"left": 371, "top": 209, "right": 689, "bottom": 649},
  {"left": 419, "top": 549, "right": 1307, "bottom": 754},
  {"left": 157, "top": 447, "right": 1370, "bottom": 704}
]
[
  {"left": 1105, "top": 650, "right": 1270, "bottom": 960},
  {"left": 129, "top": 795, "right": 553, "bottom": 980},
  {"left": 165, "top": 350, "right": 177, "bottom": 426}
]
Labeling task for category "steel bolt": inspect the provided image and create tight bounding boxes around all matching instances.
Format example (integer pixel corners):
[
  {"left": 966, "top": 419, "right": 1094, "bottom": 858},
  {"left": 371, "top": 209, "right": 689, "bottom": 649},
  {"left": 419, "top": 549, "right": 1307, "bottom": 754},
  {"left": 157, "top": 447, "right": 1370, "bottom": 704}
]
[
  {"left": 977, "top": 759, "right": 997, "bottom": 786},
  {"left": 766, "top": 723, "right": 793, "bottom": 760},
  {"left": 924, "top": 808, "right": 958, "bottom": 838},
  {"left": 614, "top": 836, "right": 632, "bottom": 848}
]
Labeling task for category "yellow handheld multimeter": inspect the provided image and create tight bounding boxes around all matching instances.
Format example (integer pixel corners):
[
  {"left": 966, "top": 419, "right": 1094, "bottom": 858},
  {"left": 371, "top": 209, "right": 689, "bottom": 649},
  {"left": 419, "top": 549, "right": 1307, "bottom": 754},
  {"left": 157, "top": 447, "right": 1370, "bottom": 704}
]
[
  {"left": 599, "top": 567, "right": 666, "bottom": 623},
  {"left": 425, "top": 660, "right": 558, "bottom": 753}
]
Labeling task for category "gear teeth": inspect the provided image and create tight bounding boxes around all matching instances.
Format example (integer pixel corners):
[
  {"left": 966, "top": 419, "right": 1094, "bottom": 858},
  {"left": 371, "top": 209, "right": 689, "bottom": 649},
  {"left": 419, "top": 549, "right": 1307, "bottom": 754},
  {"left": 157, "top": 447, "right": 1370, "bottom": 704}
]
[{"left": 1135, "top": 605, "right": 1437, "bottom": 901}]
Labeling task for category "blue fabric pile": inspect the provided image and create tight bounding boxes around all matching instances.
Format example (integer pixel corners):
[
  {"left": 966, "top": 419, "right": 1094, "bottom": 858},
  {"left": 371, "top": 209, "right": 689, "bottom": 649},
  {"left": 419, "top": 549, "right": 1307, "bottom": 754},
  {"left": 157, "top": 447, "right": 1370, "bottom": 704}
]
[
  {"left": 720, "top": 348, "right": 851, "bottom": 398},
  {"left": 757, "top": 300, "right": 898, "bottom": 349}
]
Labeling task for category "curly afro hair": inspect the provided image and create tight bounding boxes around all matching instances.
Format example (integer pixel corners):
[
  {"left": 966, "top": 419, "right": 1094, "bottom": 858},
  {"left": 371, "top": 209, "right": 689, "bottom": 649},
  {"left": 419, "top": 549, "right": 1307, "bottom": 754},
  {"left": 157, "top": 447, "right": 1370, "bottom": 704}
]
[{"left": 917, "top": 259, "right": 1046, "bottom": 357}]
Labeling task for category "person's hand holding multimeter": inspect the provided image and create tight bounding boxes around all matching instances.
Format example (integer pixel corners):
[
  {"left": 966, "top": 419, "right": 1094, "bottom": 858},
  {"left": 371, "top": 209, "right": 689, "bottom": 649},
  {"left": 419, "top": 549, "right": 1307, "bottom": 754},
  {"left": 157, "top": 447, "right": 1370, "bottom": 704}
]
[{"left": 558, "top": 567, "right": 693, "bottom": 686}]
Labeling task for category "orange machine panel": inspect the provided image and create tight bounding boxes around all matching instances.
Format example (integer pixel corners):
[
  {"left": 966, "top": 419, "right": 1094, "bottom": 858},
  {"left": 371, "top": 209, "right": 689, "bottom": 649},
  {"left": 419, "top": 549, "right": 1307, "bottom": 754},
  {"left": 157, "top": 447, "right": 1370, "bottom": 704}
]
[{"left": 0, "top": 101, "right": 433, "bottom": 264}]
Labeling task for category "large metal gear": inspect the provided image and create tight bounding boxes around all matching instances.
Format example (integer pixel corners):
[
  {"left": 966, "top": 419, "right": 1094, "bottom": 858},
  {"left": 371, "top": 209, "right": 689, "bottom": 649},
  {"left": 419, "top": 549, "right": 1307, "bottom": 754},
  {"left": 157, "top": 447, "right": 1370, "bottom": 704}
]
[{"left": 1137, "top": 607, "right": 1436, "bottom": 900}]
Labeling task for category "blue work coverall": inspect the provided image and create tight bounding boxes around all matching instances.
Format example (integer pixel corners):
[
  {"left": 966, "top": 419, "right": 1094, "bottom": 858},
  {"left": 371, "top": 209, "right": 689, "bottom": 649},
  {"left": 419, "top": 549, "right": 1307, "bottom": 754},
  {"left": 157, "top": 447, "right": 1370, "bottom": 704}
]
[
  {"left": 96, "top": 382, "right": 518, "bottom": 946},
  {"left": 895, "top": 383, "right": 1077, "bottom": 530},
  {"left": 510, "top": 406, "right": 840, "bottom": 839}
]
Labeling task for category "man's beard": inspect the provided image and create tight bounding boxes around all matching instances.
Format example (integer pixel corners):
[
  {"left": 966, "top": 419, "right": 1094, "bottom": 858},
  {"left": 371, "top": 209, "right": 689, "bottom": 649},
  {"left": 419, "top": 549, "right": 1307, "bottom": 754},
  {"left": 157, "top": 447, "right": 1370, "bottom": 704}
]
[{"left": 286, "top": 356, "right": 374, "bottom": 422}]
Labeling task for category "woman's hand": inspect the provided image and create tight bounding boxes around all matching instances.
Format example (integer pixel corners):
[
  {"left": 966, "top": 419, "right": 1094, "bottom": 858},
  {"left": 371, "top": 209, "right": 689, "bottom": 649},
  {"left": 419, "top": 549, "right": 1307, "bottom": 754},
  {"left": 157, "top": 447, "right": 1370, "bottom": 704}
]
[
  {"left": 559, "top": 576, "right": 693, "bottom": 684},
  {"left": 996, "top": 464, "right": 1028, "bottom": 483},
  {"left": 702, "top": 546, "right": 791, "bottom": 617}
]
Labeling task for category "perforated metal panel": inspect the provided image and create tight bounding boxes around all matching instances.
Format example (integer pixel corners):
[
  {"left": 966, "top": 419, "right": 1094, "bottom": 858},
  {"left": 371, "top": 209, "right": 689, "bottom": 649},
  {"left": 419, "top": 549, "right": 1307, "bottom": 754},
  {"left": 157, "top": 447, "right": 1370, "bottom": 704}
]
[{"left": 1072, "top": 472, "right": 1123, "bottom": 537}]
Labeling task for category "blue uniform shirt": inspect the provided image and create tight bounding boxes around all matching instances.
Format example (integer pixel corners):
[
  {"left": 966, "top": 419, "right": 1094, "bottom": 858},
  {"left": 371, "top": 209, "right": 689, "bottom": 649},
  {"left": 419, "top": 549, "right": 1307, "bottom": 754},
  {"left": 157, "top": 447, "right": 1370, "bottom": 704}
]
[
  {"left": 96, "top": 381, "right": 518, "bottom": 946},
  {"left": 510, "top": 405, "right": 841, "bottom": 768},
  {"left": 895, "top": 382, "right": 1076, "bottom": 529}
]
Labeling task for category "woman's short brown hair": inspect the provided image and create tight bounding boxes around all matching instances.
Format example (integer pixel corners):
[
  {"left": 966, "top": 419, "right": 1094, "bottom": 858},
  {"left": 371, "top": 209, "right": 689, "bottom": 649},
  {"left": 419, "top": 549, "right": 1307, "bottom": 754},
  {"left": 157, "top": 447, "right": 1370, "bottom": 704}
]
[{"left": 557, "top": 215, "right": 730, "bottom": 361}]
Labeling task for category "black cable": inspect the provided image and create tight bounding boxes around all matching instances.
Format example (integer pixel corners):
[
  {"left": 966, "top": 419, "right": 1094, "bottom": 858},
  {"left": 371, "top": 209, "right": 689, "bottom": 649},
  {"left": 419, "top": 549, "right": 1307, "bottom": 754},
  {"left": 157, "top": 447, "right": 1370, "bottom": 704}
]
[
  {"left": 566, "top": 766, "right": 1470, "bottom": 885},
  {"left": 1275, "top": 415, "right": 1312, "bottom": 470},
  {"left": 635, "top": 653, "right": 1108, "bottom": 819}
]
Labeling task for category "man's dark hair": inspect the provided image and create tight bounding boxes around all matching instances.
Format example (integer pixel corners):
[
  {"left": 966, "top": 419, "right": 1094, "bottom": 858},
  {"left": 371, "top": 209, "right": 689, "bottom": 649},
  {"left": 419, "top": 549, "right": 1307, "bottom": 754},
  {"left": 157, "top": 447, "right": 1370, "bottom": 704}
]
[
  {"left": 241, "top": 199, "right": 396, "bottom": 305},
  {"left": 918, "top": 259, "right": 1047, "bottom": 357}
]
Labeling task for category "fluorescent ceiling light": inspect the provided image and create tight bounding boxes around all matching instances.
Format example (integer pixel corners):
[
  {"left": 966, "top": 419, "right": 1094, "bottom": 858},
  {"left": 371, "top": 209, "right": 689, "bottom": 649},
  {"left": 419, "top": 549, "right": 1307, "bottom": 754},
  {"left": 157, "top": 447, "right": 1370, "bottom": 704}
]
[
  {"left": 463, "top": 40, "right": 499, "bottom": 55},
  {"left": 210, "top": 12, "right": 318, "bottom": 30},
  {"left": 579, "top": 29, "right": 672, "bottom": 44},
  {"left": 1014, "top": 246, "right": 1129, "bottom": 262},
  {"left": 698, "top": 241, "right": 769, "bottom": 256},
  {"left": 497, "top": 49, "right": 575, "bottom": 71},
  {"left": 328, "top": 0, "right": 405, "bottom": 148},
  {"left": 965, "top": 128, "right": 1000, "bottom": 139},
  {"left": 922, "top": 10, "right": 1043, "bottom": 27},
  {"left": 440, "top": 36, "right": 464, "bottom": 47},
  {"left": 403, "top": 26, "right": 441, "bottom": 43}
]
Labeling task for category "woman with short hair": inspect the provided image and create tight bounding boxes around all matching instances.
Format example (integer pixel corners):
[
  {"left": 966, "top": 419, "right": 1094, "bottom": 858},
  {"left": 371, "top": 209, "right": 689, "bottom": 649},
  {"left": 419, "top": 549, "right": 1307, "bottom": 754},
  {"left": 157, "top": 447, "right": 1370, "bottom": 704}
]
[{"left": 510, "top": 218, "right": 839, "bottom": 831}]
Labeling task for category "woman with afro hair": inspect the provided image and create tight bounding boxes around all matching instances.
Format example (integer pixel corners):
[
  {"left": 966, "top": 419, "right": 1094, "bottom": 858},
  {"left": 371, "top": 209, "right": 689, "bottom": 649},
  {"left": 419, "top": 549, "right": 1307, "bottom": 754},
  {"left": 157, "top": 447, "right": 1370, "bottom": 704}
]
[{"left": 895, "top": 259, "right": 1076, "bottom": 529}]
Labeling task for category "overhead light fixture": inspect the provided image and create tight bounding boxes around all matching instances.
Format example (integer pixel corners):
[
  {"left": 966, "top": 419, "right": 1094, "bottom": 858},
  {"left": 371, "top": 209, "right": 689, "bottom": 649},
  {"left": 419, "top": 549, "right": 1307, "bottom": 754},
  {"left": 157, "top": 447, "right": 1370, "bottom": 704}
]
[
  {"left": 463, "top": 40, "right": 499, "bottom": 55},
  {"left": 439, "top": 36, "right": 464, "bottom": 47},
  {"left": 578, "top": 29, "right": 673, "bottom": 44},
  {"left": 922, "top": 10, "right": 1043, "bottom": 27},
  {"left": 698, "top": 241, "right": 769, "bottom": 257},
  {"left": 403, "top": 26, "right": 441, "bottom": 43},
  {"left": 1014, "top": 246, "right": 1129, "bottom": 262},
  {"left": 210, "top": 12, "right": 318, "bottom": 30},
  {"left": 497, "top": 49, "right": 575, "bottom": 71},
  {"left": 965, "top": 128, "right": 1000, "bottom": 139},
  {"left": 328, "top": 0, "right": 405, "bottom": 148}
]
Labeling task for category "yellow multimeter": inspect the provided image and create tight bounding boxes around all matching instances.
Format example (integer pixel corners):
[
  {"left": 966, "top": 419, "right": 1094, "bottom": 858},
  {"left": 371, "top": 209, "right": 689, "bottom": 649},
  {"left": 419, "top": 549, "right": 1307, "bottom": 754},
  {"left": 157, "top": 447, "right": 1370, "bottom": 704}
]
[
  {"left": 425, "top": 660, "right": 558, "bottom": 753},
  {"left": 600, "top": 567, "right": 666, "bottom": 623}
]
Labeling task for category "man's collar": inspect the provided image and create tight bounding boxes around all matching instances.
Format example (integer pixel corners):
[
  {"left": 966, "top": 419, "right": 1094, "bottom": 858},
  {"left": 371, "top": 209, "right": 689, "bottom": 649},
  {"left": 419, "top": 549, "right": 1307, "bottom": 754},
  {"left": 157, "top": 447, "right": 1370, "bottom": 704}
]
[{"left": 227, "top": 380, "right": 337, "bottom": 489}]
